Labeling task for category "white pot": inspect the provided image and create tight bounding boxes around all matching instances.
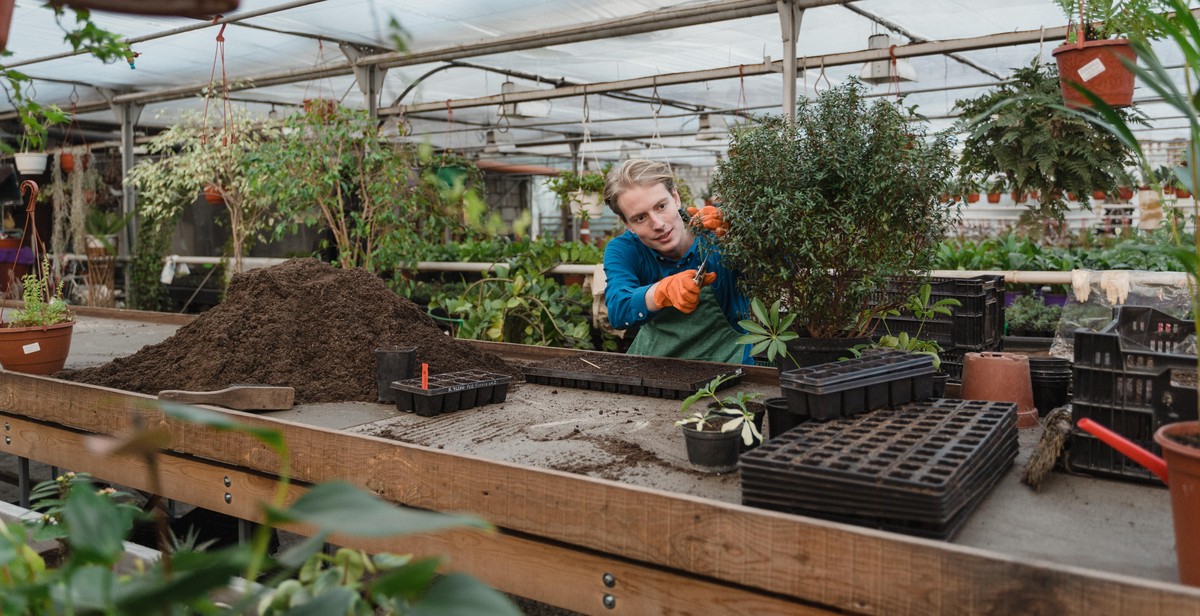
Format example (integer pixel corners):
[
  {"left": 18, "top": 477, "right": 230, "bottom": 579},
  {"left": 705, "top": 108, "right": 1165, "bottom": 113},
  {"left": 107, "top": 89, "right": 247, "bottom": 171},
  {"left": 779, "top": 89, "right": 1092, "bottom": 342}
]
[
  {"left": 570, "top": 190, "right": 605, "bottom": 219},
  {"left": 13, "top": 152, "right": 47, "bottom": 176}
]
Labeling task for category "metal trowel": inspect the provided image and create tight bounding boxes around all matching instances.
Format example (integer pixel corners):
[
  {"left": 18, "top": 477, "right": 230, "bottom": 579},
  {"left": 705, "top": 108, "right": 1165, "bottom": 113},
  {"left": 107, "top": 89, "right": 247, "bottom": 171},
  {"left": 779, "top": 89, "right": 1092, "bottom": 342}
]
[{"left": 157, "top": 385, "right": 295, "bottom": 411}]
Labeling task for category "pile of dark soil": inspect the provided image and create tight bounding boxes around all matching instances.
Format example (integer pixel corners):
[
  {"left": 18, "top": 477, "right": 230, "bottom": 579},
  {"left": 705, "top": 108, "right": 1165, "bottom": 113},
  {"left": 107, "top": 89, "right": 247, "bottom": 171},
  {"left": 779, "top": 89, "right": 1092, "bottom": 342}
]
[{"left": 59, "top": 258, "right": 520, "bottom": 403}]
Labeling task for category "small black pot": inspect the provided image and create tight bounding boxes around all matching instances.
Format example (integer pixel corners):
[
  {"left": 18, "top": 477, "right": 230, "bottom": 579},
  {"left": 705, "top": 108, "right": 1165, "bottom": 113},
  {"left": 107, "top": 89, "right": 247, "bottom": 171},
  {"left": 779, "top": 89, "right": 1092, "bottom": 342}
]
[
  {"left": 681, "top": 425, "right": 740, "bottom": 473},
  {"left": 932, "top": 372, "right": 949, "bottom": 398},
  {"left": 765, "top": 396, "right": 806, "bottom": 436},
  {"left": 374, "top": 347, "right": 417, "bottom": 403},
  {"left": 781, "top": 336, "right": 872, "bottom": 373}
]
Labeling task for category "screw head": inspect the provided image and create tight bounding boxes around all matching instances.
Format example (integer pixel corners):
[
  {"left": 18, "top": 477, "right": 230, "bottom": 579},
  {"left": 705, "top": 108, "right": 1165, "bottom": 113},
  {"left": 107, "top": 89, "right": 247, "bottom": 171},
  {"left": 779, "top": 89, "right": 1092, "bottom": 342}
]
[
  {"left": 223, "top": 476, "right": 231, "bottom": 487},
  {"left": 3, "top": 436, "right": 9, "bottom": 445},
  {"left": 603, "top": 594, "right": 616, "bottom": 609},
  {"left": 4, "top": 422, "right": 8, "bottom": 430},
  {"left": 224, "top": 493, "right": 232, "bottom": 504},
  {"left": 602, "top": 573, "right": 616, "bottom": 588}
]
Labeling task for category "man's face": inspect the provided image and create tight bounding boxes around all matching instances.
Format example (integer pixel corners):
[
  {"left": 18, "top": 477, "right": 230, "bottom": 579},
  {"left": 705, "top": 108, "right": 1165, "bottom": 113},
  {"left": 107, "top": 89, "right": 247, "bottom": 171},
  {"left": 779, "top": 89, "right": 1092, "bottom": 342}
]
[{"left": 615, "top": 183, "right": 691, "bottom": 260}]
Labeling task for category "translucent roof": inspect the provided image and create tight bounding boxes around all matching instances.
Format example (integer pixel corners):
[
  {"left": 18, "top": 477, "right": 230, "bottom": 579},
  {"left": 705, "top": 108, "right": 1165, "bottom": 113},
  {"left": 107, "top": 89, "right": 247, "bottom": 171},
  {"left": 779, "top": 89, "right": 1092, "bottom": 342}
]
[{"left": 1, "top": 0, "right": 1194, "bottom": 172}]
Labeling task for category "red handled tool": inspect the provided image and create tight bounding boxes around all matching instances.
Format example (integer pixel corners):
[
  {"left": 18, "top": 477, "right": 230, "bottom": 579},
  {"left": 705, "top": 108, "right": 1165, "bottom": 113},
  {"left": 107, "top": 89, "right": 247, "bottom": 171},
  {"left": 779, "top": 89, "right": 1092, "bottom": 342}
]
[{"left": 1077, "top": 417, "right": 1169, "bottom": 483}]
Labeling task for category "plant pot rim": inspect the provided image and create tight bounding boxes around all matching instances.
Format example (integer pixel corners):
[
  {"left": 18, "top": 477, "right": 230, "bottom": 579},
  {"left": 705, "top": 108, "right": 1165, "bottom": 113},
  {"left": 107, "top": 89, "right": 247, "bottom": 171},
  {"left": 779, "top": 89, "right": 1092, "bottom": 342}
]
[
  {"left": 1154, "top": 421, "right": 1200, "bottom": 457},
  {"left": 0, "top": 319, "right": 75, "bottom": 333},
  {"left": 1051, "top": 38, "right": 1132, "bottom": 55}
]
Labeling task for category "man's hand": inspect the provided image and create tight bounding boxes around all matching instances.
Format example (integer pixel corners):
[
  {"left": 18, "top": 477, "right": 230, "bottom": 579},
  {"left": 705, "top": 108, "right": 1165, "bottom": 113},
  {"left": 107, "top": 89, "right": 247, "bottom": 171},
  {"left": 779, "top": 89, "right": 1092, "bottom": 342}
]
[
  {"left": 653, "top": 269, "right": 718, "bottom": 314},
  {"left": 686, "top": 205, "right": 729, "bottom": 237}
]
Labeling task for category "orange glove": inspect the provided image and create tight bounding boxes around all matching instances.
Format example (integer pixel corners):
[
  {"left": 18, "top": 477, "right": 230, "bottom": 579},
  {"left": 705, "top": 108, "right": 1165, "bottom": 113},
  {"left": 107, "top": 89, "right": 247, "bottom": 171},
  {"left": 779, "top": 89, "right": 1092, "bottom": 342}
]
[
  {"left": 653, "top": 269, "right": 718, "bottom": 314},
  {"left": 686, "top": 205, "right": 729, "bottom": 237}
]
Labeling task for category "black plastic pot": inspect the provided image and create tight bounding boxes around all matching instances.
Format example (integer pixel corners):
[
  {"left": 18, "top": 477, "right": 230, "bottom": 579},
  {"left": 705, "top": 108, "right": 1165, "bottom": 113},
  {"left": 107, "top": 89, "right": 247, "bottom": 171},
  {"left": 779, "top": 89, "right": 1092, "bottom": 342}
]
[
  {"left": 739, "top": 410, "right": 766, "bottom": 453},
  {"left": 374, "top": 347, "right": 417, "bottom": 404},
  {"left": 765, "top": 395, "right": 805, "bottom": 436},
  {"left": 781, "top": 336, "right": 871, "bottom": 372},
  {"left": 681, "top": 424, "right": 740, "bottom": 473},
  {"left": 780, "top": 351, "right": 935, "bottom": 421},
  {"left": 932, "top": 372, "right": 949, "bottom": 398}
]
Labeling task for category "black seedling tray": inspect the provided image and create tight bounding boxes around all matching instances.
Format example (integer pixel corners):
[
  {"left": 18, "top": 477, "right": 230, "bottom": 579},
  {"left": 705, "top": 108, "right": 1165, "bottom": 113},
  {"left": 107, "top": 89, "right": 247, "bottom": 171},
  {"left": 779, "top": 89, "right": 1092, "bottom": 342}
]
[
  {"left": 740, "top": 399, "right": 1016, "bottom": 539},
  {"left": 780, "top": 350, "right": 933, "bottom": 388},
  {"left": 523, "top": 363, "right": 743, "bottom": 400},
  {"left": 391, "top": 369, "right": 513, "bottom": 417},
  {"left": 779, "top": 351, "right": 935, "bottom": 420},
  {"left": 743, "top": 458, "right": 1010, "bottom": 541},
  {"left": 741, "top": 440, "right": 1017, "bottom": 523}
]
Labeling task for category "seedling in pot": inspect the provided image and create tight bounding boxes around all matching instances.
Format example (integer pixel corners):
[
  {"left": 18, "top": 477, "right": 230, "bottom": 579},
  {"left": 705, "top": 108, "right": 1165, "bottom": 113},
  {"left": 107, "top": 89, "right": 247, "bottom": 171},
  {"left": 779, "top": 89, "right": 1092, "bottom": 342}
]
[
  {"left": 676, "top": 374, "right": 763, "bottom": 446},
  {"left": 850, "top": 283, "right": 960, "bottom": 371}
]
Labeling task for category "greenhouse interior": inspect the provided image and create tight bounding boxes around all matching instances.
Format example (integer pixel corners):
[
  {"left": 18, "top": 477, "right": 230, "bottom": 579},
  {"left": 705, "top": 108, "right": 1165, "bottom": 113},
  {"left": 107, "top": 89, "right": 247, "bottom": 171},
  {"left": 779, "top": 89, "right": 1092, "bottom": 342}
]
[{"left": 0, "top": 0, "right": 1198, "bottom": 613}]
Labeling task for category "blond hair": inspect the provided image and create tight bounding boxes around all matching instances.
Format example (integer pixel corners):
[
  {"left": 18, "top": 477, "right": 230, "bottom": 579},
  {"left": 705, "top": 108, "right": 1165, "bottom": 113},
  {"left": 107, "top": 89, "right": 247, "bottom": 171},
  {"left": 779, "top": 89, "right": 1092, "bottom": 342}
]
[{"left": 604, "top": 159, "right": 675, "bottom": 219}]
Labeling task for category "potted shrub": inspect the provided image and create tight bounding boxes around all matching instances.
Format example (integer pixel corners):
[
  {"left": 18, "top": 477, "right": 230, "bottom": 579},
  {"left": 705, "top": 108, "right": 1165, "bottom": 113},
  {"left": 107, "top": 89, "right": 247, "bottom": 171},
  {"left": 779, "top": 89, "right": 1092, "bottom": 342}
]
[
  {"left": 676, "top": 374, "right": 763, "bottom": 473},
  {"left": 712, "top": 79, "right": 956, "bottom": 367},
  {"left": 954, "top": 59, "right": 1139, "bottom": 223},
  {"left": 0, "top": 255, "right": 74, "bottom": 374}
]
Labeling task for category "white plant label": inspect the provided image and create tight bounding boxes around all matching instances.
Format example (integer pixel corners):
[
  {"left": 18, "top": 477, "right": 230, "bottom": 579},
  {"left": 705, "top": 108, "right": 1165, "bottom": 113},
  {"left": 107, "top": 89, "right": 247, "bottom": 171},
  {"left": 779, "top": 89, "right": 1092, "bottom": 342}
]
[
  {"left": 21, "top": 342, "right": 40, "bottom": 355},
  {"left": 1077, "top": 58, "right": 1106, "bottom": 82}
]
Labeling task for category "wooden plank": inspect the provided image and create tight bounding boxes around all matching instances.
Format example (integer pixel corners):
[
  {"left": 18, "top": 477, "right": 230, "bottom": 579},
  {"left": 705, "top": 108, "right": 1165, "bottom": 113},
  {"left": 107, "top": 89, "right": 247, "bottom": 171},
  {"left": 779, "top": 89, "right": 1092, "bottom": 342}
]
[
  {"left": 12, "top": 302, "right": 199, "bottom": 326},
  {"left": 0, "top": 412, "right": 828, "bottom": 615},
  {"left": 2, "top": 373, "right": 1199, "bottom": 615}
]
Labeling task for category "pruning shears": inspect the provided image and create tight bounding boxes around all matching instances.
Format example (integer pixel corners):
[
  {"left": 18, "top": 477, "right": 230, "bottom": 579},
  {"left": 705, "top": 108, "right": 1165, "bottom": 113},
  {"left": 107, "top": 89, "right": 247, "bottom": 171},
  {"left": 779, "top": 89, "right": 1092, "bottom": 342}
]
[{"left": 693, "top": 254, "right": 710, "bottom": 287}]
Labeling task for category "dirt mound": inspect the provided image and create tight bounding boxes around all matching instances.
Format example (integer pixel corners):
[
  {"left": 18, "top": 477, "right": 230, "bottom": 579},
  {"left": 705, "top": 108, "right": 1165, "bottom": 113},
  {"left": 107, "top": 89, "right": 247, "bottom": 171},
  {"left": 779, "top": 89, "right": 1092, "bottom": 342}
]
[{"left": 60, "top": 258, "right": 520, "bottom": 403}]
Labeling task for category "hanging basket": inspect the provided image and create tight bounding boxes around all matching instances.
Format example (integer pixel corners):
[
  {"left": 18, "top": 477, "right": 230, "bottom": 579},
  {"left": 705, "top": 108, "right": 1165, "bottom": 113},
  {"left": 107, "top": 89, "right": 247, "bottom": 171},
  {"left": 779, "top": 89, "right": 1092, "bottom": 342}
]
[
  {"left": 13, "top": 153, "right": 48, "bottom": 176},
  {"left": 1052, "top": 39, "right": 1136, "bottom": 109},
  {"left": 569, "top": 190, "right": 605, "bottom": 219}
]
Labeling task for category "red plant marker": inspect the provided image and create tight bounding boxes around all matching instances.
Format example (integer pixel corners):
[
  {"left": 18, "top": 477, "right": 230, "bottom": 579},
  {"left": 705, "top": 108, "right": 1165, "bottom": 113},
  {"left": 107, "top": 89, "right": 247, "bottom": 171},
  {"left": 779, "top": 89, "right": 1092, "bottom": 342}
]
[{"left": 421, "top": 363, "right": 428, "bottom": 390}]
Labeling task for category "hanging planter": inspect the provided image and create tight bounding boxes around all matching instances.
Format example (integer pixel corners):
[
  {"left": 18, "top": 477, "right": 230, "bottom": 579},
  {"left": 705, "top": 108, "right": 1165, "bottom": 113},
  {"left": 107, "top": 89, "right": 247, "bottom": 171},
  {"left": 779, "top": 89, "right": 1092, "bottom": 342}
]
[
  {"left": 58, "top": 152, "right": 89, "bottom": 174},
  {"left": 1052, "top": 38, "right": 1136, "bottom": 109},
  {"left": 203, "top": 184, "right": 226, "bottom": 205},
  {"left": 569, "top": 190, "right": 605, "bottom": 219},
  {"left": 13, "top": 153, "right": 48, "bottom": 176},
  {"left": 0, "top": 320, "right": 75, "bottom": 374}
]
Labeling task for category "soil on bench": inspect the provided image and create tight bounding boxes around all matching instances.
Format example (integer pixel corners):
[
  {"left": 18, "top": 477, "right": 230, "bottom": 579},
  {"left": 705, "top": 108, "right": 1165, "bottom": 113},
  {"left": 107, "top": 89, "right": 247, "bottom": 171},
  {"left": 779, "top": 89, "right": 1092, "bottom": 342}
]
[
  {"left": 58, "top": 258, "right": 520, "bottom": 404},
  {"left": 527, "top": 352, "right": 736, "bottom": 384}
]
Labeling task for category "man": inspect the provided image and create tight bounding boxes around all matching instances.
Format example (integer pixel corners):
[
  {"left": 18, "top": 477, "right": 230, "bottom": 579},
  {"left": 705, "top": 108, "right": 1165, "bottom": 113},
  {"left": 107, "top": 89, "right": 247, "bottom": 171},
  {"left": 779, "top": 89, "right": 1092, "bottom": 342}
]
[{"left": 602, "top": 159, "right": 750, "bottom": 364}]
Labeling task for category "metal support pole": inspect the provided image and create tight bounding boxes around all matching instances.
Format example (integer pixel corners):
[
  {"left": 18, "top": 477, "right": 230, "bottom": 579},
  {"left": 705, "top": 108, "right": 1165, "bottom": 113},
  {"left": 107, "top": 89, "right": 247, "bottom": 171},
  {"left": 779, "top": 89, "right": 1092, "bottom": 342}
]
[
  {"left": 342, "top": 43, "right": 389, "bottom": 118},
  {"left": 114, "top": 102, "right": 143, "bottom": 300},
  {"left": 777, "top": 1, "right": 803, "bottom": 121},
  {"left": 238, "top": 519, "right": 253, "bottom": 545}
]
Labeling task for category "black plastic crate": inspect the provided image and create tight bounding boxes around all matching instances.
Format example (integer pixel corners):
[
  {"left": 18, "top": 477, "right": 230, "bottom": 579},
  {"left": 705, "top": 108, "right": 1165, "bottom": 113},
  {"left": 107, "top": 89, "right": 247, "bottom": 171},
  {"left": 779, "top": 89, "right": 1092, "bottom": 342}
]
[
  {"left": 870, "top": 275, "right": 1005, "bottom": 351},
  {"left": 1066, "top": 306, "right": 1196, "bottom": 483}
]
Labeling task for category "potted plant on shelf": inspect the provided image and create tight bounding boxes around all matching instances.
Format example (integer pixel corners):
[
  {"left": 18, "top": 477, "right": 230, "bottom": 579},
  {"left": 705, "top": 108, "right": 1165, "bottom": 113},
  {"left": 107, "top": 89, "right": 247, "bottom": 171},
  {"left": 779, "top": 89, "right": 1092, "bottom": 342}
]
[
  {"left": 83, "top": 208, "right": 133, "bottom": 257},
  {"left": 712, "top": 79, "right": 956, "bottom": 368},
  {"left": 1005, "top": 294, "right": 1063, "bottom": 338},
  {"left": 676, "top": 374, "right": 763, "bottom": 473},
  {"left": 954, "top": 59, "right": 1139, "bottom": 223},
  {"left": 1050, "top": 0, "right": 1169, "bottom": 108}
]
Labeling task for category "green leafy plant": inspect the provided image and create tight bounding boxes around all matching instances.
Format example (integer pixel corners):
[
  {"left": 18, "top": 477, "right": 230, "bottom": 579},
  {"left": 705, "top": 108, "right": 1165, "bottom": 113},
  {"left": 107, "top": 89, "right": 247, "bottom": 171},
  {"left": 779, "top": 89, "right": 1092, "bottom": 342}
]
[
  {"left": 850, "top": 283, "right": 960, "bottom": 371},
  {"left": 735, "top": 297, "right": 799, "bottom": 365},
  {"left": 82, "top": 208, "right": 134, "bottom": 254},
  {"left": 1, "top": 7, "right": 134, "bottom": 154},
  {"left": 546, "top": 167, "right": 609, "bottom": 222},
  {"left": 0, "top": 403, "right": 520, "bottom": 615},
  {"left": 1006, "top": 294, "right": 1064, "bottom": 336},
  {"left": 712, "top": 79, "right": 957, "bottom": 339},
  {"left": 1052, "top": 0, "right": 1170, "bottom": 42},
  {"left": 676, "top": 374, "right": 762, "bottom": 446},
  {"left": 8, "top": 256, "right": 72, "bottom": 327},
  {"left": 954, "top": 60, "right": 1140, "bottom": 222},
  {"left": 127, "top": 108, "right": 281, "bottom": 274}
]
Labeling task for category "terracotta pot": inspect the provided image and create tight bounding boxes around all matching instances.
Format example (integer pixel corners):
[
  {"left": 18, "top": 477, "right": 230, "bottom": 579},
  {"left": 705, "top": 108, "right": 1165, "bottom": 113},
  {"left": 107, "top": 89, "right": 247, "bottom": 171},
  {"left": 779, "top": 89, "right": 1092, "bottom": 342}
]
[
  {"left": 0, "top": 0, "right": 13, "bottom": 54},
  {"left": 0, "top": 320, "right": 74, "bottom": 375},
  {"left": 1155, "top": 421, "right": 1200, "bottom": 587},
  {"left": 1092, "top": 190, "right": 1108, "bottom": 201},
  {"left": 203, "top": 185, "right": 225, "bottom": 205},
  {"left": 1052, "top": 39, "right": 1136, "bottom": 109},
  {"left": 986, "top": 192, "right": 1001, "bottom": 203},
  {"left": 960, "top": 352, "right": 1036, "bottom": 428},
  {"left": 1118, "top": 186, "right": 1134, "bottom": 201},
  {"left": 59, "top": 152, "right": 75, "bottom": 173},
  {"left": 303, "top": 98, "right": 337, "bottom": 120},
  {"left": 1178, "top": 189, "right": 1193, "bottom": 199},
  {"left": 1165, "top": 185, "right": 1177, "bottom": 196},
  {"left": 965, "top": 192, "right": 980, "bottom": 203}
]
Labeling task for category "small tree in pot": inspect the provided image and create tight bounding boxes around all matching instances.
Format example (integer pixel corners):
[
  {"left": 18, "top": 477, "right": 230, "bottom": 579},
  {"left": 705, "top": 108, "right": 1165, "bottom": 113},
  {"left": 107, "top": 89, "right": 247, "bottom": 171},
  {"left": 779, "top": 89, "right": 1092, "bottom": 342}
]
[{"left": 711, "top": 80, "right": 956, "bottom": 366}]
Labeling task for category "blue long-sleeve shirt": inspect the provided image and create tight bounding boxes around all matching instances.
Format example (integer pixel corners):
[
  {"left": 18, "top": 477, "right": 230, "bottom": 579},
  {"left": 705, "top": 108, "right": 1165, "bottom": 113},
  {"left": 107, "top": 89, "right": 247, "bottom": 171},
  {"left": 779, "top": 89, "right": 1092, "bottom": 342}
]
[{"left": 602, "top": 230, "right": 749, "bottom": 332}]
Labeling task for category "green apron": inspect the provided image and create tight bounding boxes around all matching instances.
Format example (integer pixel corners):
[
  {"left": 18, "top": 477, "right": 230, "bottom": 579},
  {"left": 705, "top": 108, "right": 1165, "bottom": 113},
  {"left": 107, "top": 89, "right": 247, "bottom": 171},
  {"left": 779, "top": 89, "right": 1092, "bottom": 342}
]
[{"left": 627, "top": 286, "right": 745, "bottom": 364}]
